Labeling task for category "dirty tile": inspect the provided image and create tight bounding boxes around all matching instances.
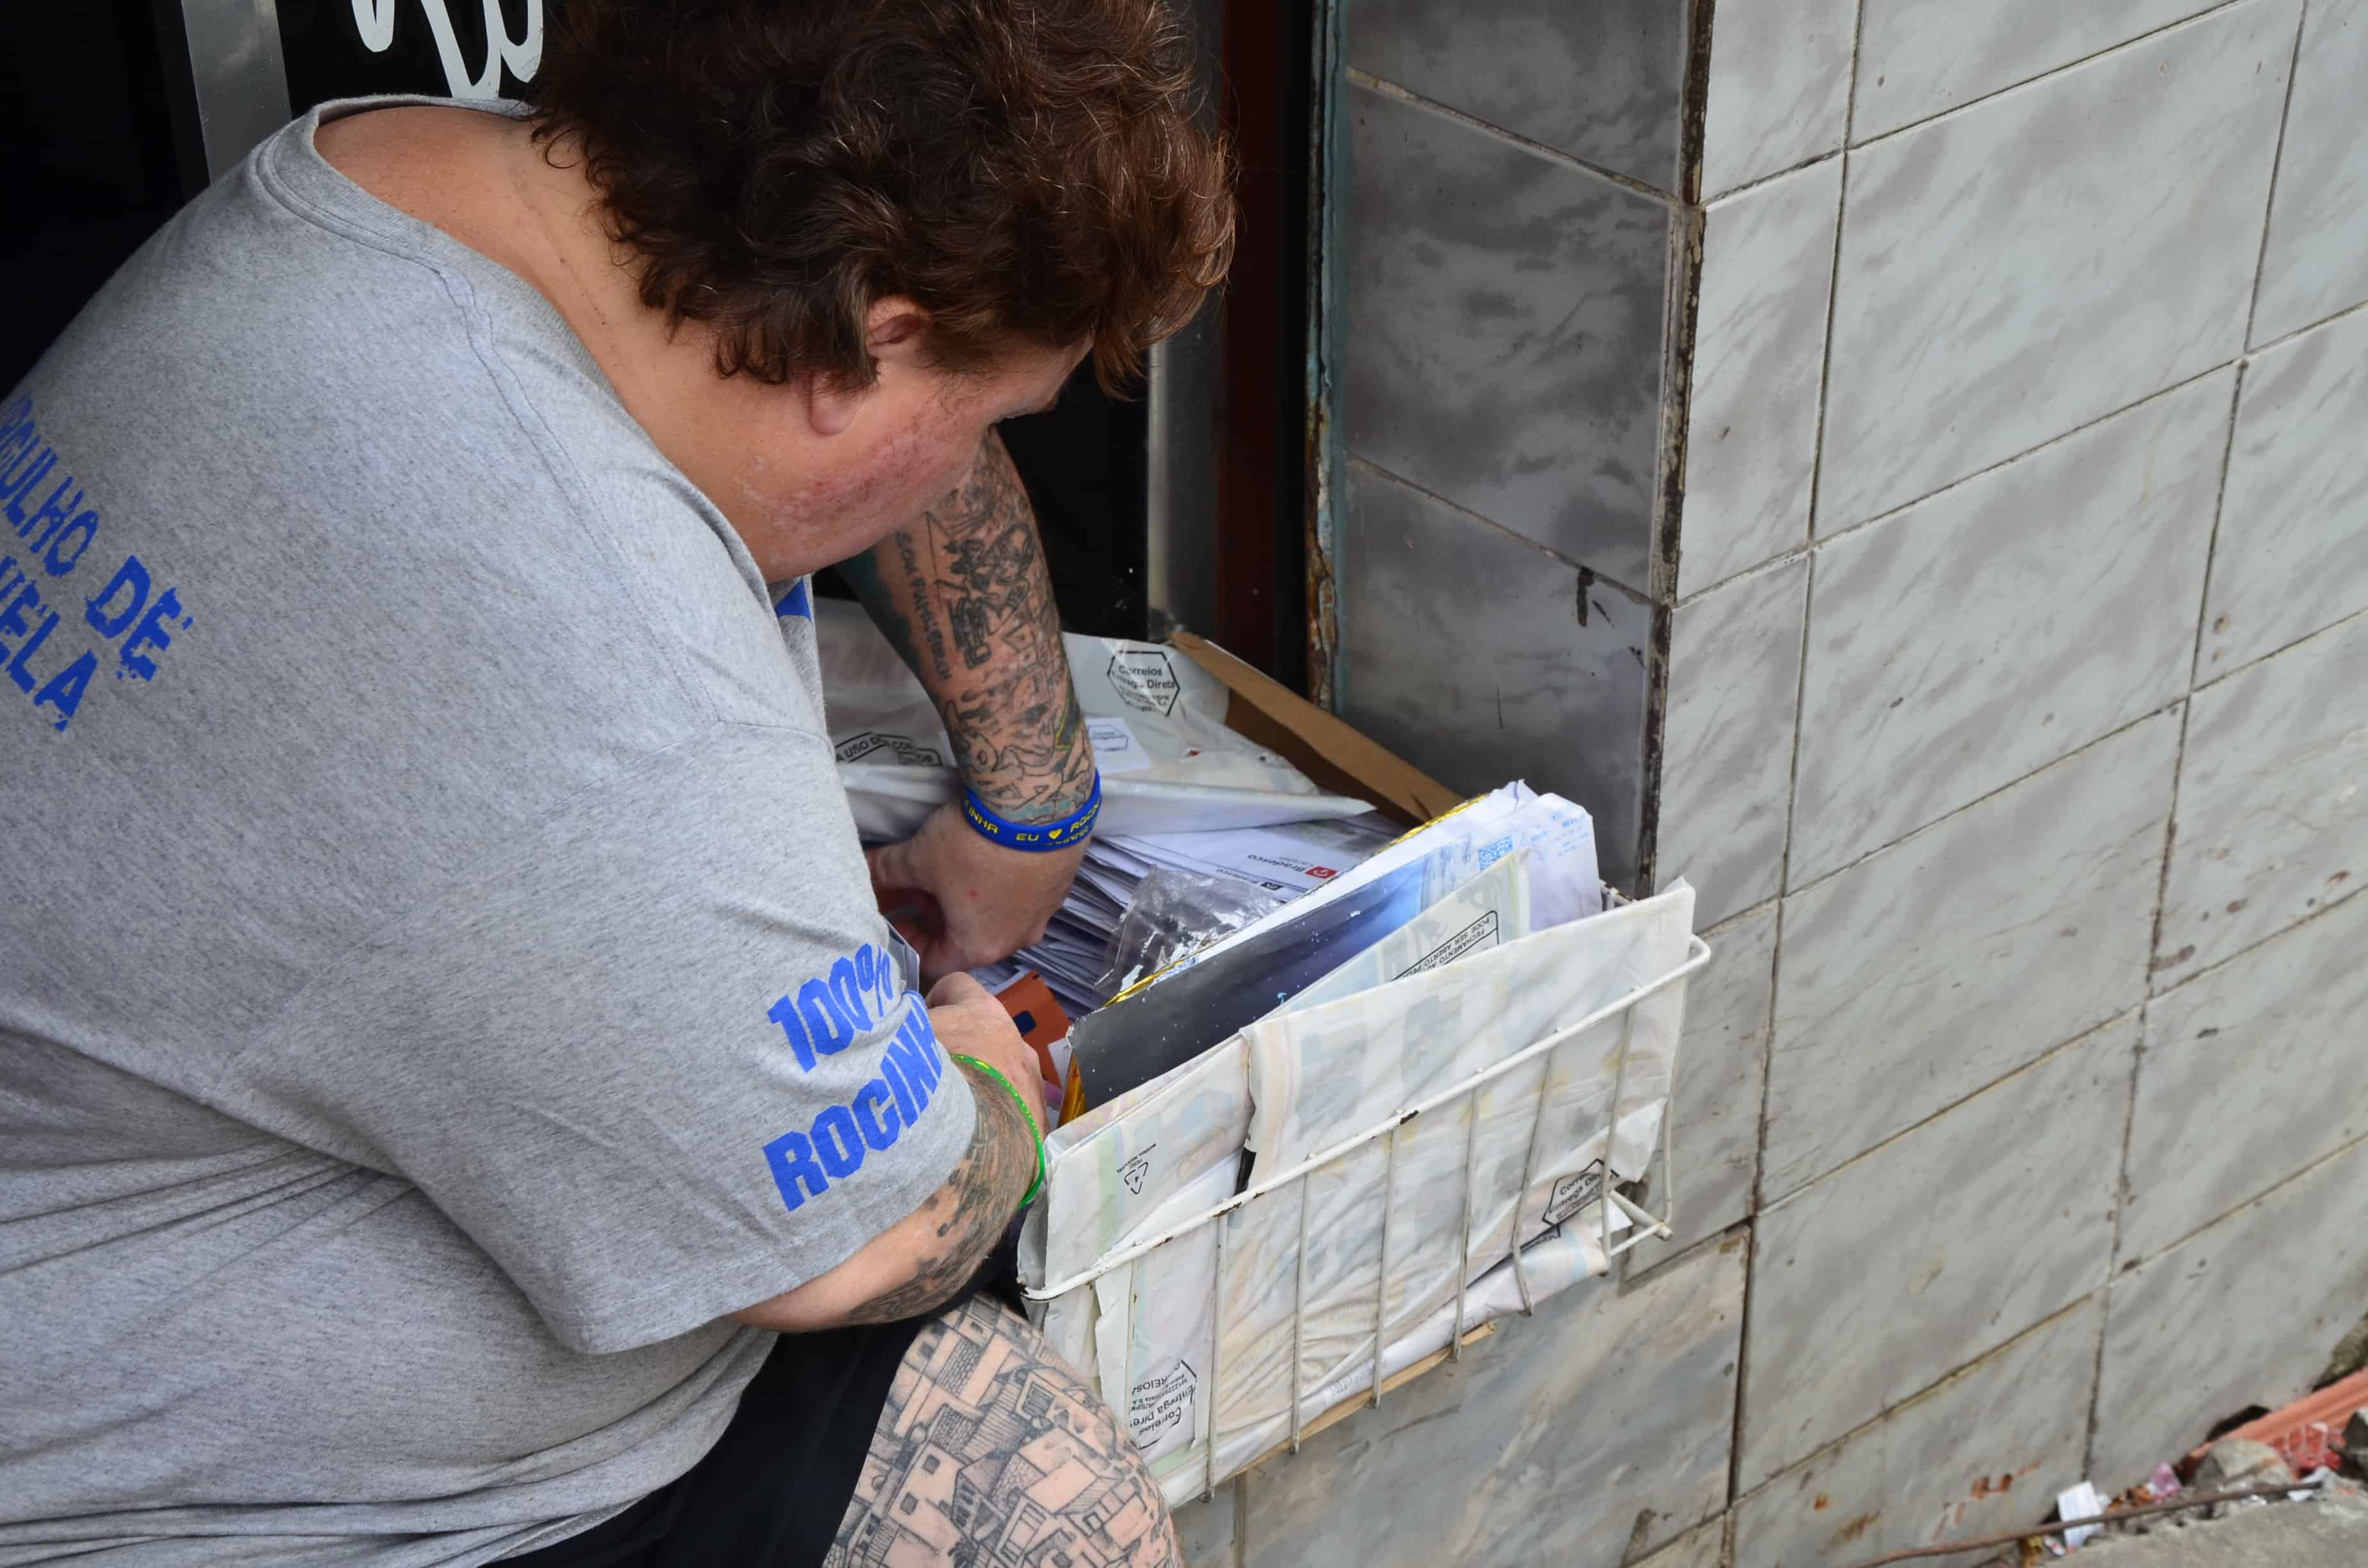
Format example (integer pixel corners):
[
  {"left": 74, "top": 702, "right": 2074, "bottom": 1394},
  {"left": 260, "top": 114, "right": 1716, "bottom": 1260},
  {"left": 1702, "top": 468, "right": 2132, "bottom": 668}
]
[
  {"left": 1338, "top": 462, "right": 1653, "bottom": 886},
  {"left": 1629, "top": 901, "right": 1777, "bottom": 1275},
  {"left": 1739, "top": 1023, "right": 2125, "bottom": 1489},
  {"left": 1764, "top": 717, "right": 2173, "bottom": 1198},
  {"left": 1343, "top": 82, "right": 1672, "bottom": 589},
  {"left": 1789, "top": 376, "right": 2227, "bottom": 883},
  {"left": 2091, "top": 1136, "right": 2368, "bottom": 1489},
  {"left": 2126, "top": 891, "right": 2368, "bottom": 1261},
  {"left": 1348, "top": 0, "right": 1687, "bottom": 192},
  {"left": 1700, "top": 0, "right": 1856, "bottom": 198},
  {"left": 1681, "top": 159, "right": 1840, "bottom": 596},
  {"left": 1817, "top": 0, "right": 2296, "bottom": 531},
  {"left": 1852, "top": 0, "right": 2218, "bottom": 142},
  {"left": 1173, "top": 1478, "right": 1240, "bottom": 1568},
  {"left": 2201, "top": 310, "right": 2368, "bottom": 673},
  {"left": 1240, "top": 1237, "right": 1745, "bottom": 1568},
  {"left": 1640, "top": 1514, "right": 1729, "bottom": 1568},
  {"left": 1733, "top": 1298, "right": 2101, "bottom": 1568},
  {"left": 1657, "top": 560, "right": 1805, "bottom": 927},
  {"left": 2250, "top": 0, "right": 2368, "bottom": 345},
  {"left": 2156, "top": 611, "right": 2368, "bottom": 986}
]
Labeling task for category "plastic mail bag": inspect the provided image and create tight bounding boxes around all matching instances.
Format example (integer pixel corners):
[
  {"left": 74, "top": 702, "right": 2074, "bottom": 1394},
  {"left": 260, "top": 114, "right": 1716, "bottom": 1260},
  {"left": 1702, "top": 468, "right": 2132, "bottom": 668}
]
[{"left": 814, "top": 598, "right": 1373, "bottom": 838}]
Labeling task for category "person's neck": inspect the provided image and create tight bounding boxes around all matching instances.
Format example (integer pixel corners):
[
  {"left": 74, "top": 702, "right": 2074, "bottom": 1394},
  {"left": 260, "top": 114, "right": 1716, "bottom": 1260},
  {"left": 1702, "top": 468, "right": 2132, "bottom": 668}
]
[{"left": 315, "top": 104, "right": 824, "bottom": 578}]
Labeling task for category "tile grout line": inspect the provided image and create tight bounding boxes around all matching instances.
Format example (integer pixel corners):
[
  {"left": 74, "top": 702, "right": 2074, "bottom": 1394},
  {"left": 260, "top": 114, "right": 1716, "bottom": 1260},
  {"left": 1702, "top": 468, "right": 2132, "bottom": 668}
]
[
  {"left": 1757, "top": 877, "right": 2368, "bottom": 1220},
  {"left": 1845, "top": 0, "right": 2255, "bottom": 154},
  {"left": 1755, "top": 585, "right": 2368, "bottom": 915},
  {"left": 2185, "top": 366, "right": 2252, "bottom": 697},
  {"left": 2190, "top": 592, "right": 2368, "bottom": 693},
  {"left": 1701, "top": 147, "right": 1841, "bottom": 211},
  {"left": 1343, "top": 69, "right": 1682, "bottom": 209},
  {"left": 1341, "top": 453, "right": 1656, "bottom": 606},
  {"left": 1640, "top": 0, "right": 1717, "bottom": 896},
  {"left": 1686, "top": 0, "right": 2242, "bottom": 204},
  {"left": 2246, "top": 290, "right": 2368, "bottom": 357},
  {"left": 1686, "top": 527, "right": 2368, "bottom": 721},
  {"left": 2086, "top": 997, "right": 2153, "bottom": 1476},
  {"left": 2239, "top": 0, "right": 2313, "bottom": 350},
  {"left": 1727, "top": 0, "right": 1868, "bottom": 1509},
  {"left": 2090, "top": 365, "right": 2258, "bottom": 1480},
  {"left": 1758, "top": 1008, "right": 2139, "bottom": 1214},
  {"left": 1781, "top": 700, "right": 2173, "bottom": 902},
  {"left": 2106, "top": 1124, "right": 2368, "bottom": 1275},
  {"left": 1684, "top": 290, "right": 2368, "bottom": 613},
  {"left": 2150, "top": 878, "right": 2367, "bottom": 997},
  {"left": 1732, "top": 1291, "right": 2109, "bottom": 1507},
  {"left": 1748, "top": 361, "right": 2239, "bottom": 602}
]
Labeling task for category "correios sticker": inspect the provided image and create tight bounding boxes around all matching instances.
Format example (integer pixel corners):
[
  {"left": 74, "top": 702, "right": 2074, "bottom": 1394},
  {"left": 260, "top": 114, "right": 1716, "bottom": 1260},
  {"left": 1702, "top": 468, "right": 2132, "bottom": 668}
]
[{"left": 1105, "top": 648, "right": 1181, "bottom": 716}]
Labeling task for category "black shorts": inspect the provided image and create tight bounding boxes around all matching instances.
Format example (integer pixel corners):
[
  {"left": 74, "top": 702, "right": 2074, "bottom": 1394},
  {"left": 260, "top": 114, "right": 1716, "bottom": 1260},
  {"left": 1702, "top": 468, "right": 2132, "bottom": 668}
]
[{"left": 502, "top": 1233, "right": 1023, "bottom": 1568}]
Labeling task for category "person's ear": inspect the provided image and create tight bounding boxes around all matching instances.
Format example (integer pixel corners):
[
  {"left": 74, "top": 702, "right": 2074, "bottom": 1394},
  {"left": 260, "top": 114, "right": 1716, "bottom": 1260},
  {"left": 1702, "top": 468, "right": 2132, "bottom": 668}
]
[{"left": 806, "top": 298, "right": 933, "bottom": 437}]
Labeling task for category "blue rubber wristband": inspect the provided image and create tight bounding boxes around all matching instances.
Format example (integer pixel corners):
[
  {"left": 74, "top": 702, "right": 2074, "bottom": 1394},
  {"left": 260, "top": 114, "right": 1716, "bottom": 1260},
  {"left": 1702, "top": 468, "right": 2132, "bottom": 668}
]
[{"left": 958, "top": 772, "right": 1101, "bottom": 852}]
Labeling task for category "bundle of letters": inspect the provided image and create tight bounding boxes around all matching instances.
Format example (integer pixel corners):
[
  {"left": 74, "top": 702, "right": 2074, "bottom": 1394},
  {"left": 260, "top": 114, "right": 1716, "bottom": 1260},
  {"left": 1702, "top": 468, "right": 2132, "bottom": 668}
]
[
  {"left": 815, "top": 595, "right": 1399, "bottom": 1016},
  {"left": 817, "top": 601, "right": 1699, "bottom": 1504}
]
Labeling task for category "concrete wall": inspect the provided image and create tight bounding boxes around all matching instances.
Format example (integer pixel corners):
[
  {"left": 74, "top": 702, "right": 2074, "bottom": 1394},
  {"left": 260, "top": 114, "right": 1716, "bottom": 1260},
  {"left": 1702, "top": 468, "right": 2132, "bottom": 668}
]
[{"left": 1253, "top": 1, "right": 2368, "bottom": 1563}]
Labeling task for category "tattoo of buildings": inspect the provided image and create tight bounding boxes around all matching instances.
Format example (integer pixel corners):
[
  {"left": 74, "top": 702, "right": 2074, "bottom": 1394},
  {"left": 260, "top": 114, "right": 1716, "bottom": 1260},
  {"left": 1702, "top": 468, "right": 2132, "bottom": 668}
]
[{"left": 828, "top": 1298, "right": 1181, "bottom": 1568}]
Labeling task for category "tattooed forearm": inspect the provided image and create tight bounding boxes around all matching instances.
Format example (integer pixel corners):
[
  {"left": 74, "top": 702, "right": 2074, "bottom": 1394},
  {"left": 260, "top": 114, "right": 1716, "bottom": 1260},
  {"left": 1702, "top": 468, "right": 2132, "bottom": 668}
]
[
  {"left": 846, "top": 434, "right": 1098, "bottom": 823},
  {"left": 826, "top": 1295, "right": 1183, "bottom": 1568},
  {"left": 835, "top": 1060, "right": 1037, "bottom": 1326}
]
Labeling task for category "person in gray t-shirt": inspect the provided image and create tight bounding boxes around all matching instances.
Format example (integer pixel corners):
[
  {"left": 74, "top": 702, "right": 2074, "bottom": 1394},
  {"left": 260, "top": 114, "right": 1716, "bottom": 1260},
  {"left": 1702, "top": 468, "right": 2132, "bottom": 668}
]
[{"left": 0, "top": 1, "right": 1231, "bottom": 1563}]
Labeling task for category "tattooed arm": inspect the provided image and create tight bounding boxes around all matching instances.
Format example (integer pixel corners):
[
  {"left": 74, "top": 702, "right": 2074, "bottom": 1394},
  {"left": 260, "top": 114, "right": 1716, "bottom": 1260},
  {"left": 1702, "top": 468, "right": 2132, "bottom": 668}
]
[
  {"left": 842, "top": 433, "right": 1096, "bottom": 979},
  {"left": 731, "top": 975, "right": 1039, "bottom": 1332}
]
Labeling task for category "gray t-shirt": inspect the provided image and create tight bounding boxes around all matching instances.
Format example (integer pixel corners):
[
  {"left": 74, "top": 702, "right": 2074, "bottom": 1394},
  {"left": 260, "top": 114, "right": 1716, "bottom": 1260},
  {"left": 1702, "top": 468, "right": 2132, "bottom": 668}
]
[{"left": 0, "top": 99, "right": 974, "bottom": 1565}]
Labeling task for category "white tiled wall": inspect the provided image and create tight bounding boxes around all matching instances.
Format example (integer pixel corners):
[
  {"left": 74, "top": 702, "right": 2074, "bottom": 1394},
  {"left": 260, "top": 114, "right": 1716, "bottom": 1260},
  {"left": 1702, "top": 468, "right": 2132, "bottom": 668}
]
[
  {"left": 1243, "top": 0, "right": 2368, "bottom": 1559},
  {"left": 1732, "top": 1298, "right": 2102, "bottom": 1568},
  {"left": 1657, "top": 560, "right": 1805, "bottom": 927},
  {"left": 1656, "top": 0, "right": 2368, "bottom": 1559},
  {"left": 1679, "top": 155, "right": 1838, "bottom": 594},
  {"left": 1739, "top": 1022, "right": 2125, "bottom": 1487},
  {"left": 2249, "top": 0, "right": 2368, "bottom": 344},
  {"left": 2091, "top": 1136, "right": 2368, "bottom": 1488},
  {"left": 1814, "top": 0, "right": 2295, "bottom": 532},
  {"left": 1238, "top": 1237, "right": 1745, "bottom": 1568},
  {"left": 2203, "top": 308, "right": 2368, "bottom": 669},
  {"left": 1760, "top": 725, "right": 2167, "bottom": 1200}
]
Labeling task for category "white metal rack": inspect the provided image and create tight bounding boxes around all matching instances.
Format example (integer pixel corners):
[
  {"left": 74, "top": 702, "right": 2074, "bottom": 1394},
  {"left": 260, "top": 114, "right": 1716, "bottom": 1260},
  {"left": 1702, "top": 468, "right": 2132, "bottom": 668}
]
[{"left": 1024, "top": 929, "right": 1711, "bottom": 1495}]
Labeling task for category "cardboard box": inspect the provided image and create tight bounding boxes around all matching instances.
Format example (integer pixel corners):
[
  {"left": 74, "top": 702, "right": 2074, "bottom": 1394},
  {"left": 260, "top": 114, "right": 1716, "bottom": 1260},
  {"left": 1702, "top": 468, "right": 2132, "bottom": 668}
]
[{"left": 1167, "top": 632, "right": 1463, "bottom": 829}]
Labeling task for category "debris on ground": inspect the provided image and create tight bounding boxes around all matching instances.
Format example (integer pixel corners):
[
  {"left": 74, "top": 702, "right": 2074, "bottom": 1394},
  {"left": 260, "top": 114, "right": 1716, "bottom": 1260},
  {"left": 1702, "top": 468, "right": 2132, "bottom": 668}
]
[
  {"left": 2181, "top": 1364, "right": 2368, "bottom": 1477},
  {"left": 2059, "top": 1477, "right": 2368, "bottom": 1565},
  {"left": 1841, "top": 1366, "right": 2368, "bottom": 1567},
  {"left": 2187, "top": 1438, "right": 2292, "bottom": 1498}
]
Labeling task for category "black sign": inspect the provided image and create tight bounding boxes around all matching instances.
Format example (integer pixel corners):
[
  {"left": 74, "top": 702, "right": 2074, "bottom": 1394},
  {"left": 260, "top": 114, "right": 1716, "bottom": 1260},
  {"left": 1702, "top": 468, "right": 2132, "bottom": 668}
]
[{"left": 279, "top": 0, "right": 554, "bottom": 112}]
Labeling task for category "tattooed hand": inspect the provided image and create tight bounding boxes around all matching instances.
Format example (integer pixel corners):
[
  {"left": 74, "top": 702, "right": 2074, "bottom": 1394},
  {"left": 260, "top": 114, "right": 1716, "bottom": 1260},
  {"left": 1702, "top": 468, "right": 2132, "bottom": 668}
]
[
  {"left": 843, "top": 433, "right": 1095, "bottom": 975},
  {"left": 730, "top": 973, "right": 1039, "bottom": 1333}
]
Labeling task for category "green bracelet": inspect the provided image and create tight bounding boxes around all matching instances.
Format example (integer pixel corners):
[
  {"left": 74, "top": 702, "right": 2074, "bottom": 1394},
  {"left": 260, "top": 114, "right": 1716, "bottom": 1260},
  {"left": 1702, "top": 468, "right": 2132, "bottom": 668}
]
[{"left": 951, "top": 1054, "right": 1047, "bottom": 1209}]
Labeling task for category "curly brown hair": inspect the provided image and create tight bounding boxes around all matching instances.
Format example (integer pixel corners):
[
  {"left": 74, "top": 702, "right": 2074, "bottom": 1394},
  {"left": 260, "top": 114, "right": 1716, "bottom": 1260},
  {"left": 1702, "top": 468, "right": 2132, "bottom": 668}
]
[{"left": 528, "top": 0, "right": 1235, "bottom": 392}]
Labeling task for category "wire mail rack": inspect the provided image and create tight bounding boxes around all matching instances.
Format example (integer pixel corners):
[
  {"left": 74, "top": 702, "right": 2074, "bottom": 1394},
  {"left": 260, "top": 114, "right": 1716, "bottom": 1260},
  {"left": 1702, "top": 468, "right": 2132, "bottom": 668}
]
[{"left": 1023, "top": 926, "right": 1712, "bottom": 1496}]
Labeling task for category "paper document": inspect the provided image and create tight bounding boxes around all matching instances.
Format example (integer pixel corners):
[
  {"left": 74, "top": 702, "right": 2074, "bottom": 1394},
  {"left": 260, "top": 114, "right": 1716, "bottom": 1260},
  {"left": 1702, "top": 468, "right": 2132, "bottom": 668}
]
[
  {"left": 1274, "top": 848, "right": 1532, "bottom": 1020},
  {"left": 1165, "top": 783, "right": 1600, "bottom": 981}
]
